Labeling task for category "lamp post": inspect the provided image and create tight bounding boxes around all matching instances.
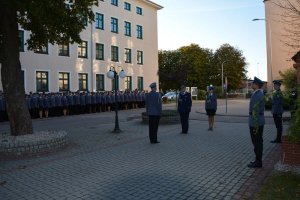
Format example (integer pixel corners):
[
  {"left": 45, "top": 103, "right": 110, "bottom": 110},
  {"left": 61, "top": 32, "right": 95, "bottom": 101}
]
[
  {"left": 221, "top": 60, "right": 228, "bottom": 96},
  {"left": 107, "top": 66, "right": 126, "bottom": 133},
  {"left": 252, "top": 18, "right": 273, "bottom": 90}
]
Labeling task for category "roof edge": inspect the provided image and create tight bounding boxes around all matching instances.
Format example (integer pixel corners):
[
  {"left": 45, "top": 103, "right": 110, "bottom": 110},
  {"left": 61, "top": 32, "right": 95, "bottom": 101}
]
[{"left": 142, "top": 0, "right": 163, "bottom": 10}]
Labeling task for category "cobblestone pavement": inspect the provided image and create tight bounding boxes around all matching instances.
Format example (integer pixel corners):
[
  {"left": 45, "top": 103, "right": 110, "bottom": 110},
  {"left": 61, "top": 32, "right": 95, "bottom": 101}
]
[{"left": 0, "top": 99, "right": 288, "bottom": 200}]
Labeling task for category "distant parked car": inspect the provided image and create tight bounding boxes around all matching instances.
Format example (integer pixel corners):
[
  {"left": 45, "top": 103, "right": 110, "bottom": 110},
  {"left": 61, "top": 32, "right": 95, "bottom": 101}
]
[{"left": 162, "top": 92, "right": 178, "bottom": 101}]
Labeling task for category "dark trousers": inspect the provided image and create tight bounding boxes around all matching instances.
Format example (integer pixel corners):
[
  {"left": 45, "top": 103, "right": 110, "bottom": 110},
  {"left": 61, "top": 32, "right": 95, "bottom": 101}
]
[
  {"left": 148, "top": 115, "right": 160, "bottom": 142},
  {"left": 250, "top": 126, "right": 264, "bottom": 163},
  {"left": 273, "top": 114, "right": 283, "bottom": 141},
  {"left": 180, "top": 112, "right": 190, "bottom": 133}
]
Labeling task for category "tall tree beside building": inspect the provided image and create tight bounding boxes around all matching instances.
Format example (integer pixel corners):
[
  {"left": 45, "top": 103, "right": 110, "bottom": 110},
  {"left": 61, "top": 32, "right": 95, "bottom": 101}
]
[
  {"left": 0, "top": 0, "right": 98, "bottom": 136},
  {"left": 212, "top": 44, "right": 247, "bottom": 90}
]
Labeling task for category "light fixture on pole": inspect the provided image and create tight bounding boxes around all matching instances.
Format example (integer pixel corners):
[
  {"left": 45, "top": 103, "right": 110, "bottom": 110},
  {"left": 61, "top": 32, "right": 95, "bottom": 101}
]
[
  {"left": 221, "top": 60, "right": 228, "bottom": 96},
  {"left": 252, "top": 18, "right": 273, "bottom": 90},
  {"left": 107, "top": 66, "right": 126, "bottom": 133}
]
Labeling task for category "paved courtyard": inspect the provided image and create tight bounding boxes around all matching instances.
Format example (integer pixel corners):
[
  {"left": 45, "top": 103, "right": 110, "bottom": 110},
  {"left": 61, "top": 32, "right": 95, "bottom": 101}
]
[{"left": 0, "top": 99, "right": 288, "bottom": 200}]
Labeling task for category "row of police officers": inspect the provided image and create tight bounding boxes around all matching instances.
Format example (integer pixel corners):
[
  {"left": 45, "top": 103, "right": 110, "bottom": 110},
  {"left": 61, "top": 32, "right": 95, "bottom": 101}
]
[{"left": 0, "top": 90, "right": 146, "bottom": 121}]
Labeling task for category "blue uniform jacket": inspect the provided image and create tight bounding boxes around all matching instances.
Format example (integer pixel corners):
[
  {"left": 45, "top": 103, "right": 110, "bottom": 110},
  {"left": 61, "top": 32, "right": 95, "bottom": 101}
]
[
  {"left": 178, "top": 92, "right": 192, "bottom": 113},
  {"left": 146, "top": 91, "right": 162, "bottom": 116},
  {"left": 249, "top": 89, "right": 265, "bottom": 127},
  {"left": 272, "top": 90, "right": 283, "bottom": 114},
  {"left": 205, "top": 93, "right": 217, "bottom": 110}
]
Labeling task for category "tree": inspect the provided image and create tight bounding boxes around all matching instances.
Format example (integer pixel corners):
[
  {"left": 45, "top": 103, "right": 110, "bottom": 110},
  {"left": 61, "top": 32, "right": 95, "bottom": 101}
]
[
  {"left": 279, "top": 68, "right": 297, "bottom": 91},
  {"left": 212, "top": 44, "right": 247, "bottom": 91},
  {"left": 0, "top": 0, "right": 98, "bottom": 136},
  {"left": 158, "top": 50, "right": 188, "bottom": 91},
  {"left": 268, "top": 0, "right": 300, "bottom": 49}
]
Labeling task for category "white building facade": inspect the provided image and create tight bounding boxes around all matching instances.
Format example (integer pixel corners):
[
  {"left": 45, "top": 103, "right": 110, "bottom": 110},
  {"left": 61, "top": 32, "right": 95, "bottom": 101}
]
[{"left": 0, "top": 0, "right": 163, "bottom": 93}]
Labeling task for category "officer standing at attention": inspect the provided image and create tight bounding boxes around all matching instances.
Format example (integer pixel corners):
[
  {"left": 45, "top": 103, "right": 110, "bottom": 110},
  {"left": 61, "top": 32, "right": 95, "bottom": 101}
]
[
  {"left": 146, "top": 82, "right": 162, "bottom": 144},
  {"left": 271, "top": 80, "right": 283, "bottom": 143},
  {"left": 205, "top": 85, "right": 217, "bottom": 131},
  {"left": 248, "top": 76, "right": 265, "bottom": 168},
  {"left": 178, "top": 85, "right": 192, "bottom": 134}
]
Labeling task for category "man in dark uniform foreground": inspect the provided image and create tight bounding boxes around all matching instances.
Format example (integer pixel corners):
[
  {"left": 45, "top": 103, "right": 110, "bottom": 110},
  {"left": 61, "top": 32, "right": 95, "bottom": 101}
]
[
  {"left": 248, "top": 76, "right": 265, "bottom": 168},
  {"left": 146, "top": 82, "right": 162, "bottom": 144}
]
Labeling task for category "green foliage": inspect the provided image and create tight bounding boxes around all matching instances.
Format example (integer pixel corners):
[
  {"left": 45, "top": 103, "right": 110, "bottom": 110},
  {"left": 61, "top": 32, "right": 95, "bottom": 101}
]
[
  {"left": 288, "top": 99, "right": 300, "bottom": 143},
  {"left": 15, "top": 0, "right": 98, "bottom": 49},
  {"left": 279, "top": 68, "right": 297, "bottom": 92},
  {"left": 255, "top": 172, "right": 300, "bottom": 200},
  {"left": 158, "top": 43, "right": 247, "bottom": 94},
  {"left": 198, "top": 90, "right": 207, "bottom": 100}
]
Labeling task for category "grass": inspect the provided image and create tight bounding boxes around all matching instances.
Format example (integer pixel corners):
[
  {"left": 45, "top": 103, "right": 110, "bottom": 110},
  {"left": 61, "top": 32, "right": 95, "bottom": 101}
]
[{"left": 255, "top": 172, "right": 300, "bottom": 200}]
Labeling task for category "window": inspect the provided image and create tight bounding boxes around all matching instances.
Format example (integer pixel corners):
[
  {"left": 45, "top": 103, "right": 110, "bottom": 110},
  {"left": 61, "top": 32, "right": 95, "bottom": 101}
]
[
  {"left": 95, "top": 13, "right": 104, "bottom": 29},
  {"left": 124, "top": 21, "right": 131, "bottom": 36},
  {"left": 81, "top": 17, "right": 88, "bottom": 26},
  {"left": 96, "top": 74, "right": 105, "bottom": 91},
  {"left": 59, "top": 72, "right": 70, "bottom": 91},
  {"left": 58, "top": 44, "right": 69, "bottom": 56},
  {"left": 111, "top": 17, "right": 118, "bottom": 33},
  {"left": 78, "top": 41, "right": 88, "bottom": 58},
  {"left": 111, "top": 0, "right": 118, "bottom": 6},
  {"left": 18, "top": 30, "right": 24, "bottom": 52},
  {"left": 96, "top": 43, "right": 104, "bottom": 60},
  {"left": 137, "top": 50, "right": 143, "bottom": 65},
  {"left": 36, "top": 71, "right": 49, "bottom": 92},
  {"left": 136, "top": 6, "right": 143, "bottom": 15},
  {"left": 124, "top": 2, "right": 131, "bottom": 11},
  {"left": 125, "top": 48, "right": 132, "bottom": 63},
  {"left": 34, "top": 45, "right": 48, "bottom": 54},
  {"left": 78, "top": 73, "right": 88, "bottom": 91},
  {"left": 137, "top": 25, "right": 143, "bottom": 39},
  {"left": 125, "top": 76, "right": 132, "bottom": 90},
  {"left": 111, "top": 46, "right": 119, "bottom": 62},
  {"left": 137, "top": 77, "right": 144, "bottom": 91}
]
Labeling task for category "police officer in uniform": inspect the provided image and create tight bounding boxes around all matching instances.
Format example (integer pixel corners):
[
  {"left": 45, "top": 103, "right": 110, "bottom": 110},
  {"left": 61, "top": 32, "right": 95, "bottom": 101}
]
[
  {"left": 146, "top": 82, "right": 162, "bottom": 144},
  {"left": 271, "top": 80, "right": 283, "bottom": 143},
  {"left": 178, "top": 85, "right": 192, "bottom": 134},
  {"left": 248, "top": 76, "right": 265, "bottom": 168}
]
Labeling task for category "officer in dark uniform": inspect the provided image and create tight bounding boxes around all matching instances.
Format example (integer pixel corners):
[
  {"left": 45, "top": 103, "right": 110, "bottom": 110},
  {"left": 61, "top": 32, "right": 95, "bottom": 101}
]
[
  {"left": 271, "top": 80, "right": 283, "bottom": 143},
  {"left": 178, "top": 85, "right": 192, "bottom": 134},
  {"left": 146, "top": 82, "right": 162, "bottom": 144},
  {"left": 248, "top": 76, "right": 265, "bottom": 168},
  {"left": 205, "top": 85, "right": 217, "bottom": 131}
]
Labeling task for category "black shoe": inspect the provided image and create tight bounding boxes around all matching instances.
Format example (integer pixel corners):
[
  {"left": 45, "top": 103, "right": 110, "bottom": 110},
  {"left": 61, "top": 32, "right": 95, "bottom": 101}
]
[
  {"left": 270, "top": 140, "right": 282, "bottom": 143},
  {"left": 247, "top": 162, "right": 262, "bottom": 168},
  {"left": 181, "top": 132, "right": 187, "bottom": 134},
  {"left": 150, "top": 141, "right": 160, "bottom": 144}
]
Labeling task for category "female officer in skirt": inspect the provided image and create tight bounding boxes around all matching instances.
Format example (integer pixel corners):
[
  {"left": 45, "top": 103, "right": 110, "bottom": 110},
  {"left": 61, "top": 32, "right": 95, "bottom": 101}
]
[{"left": 205, "top": 85, "right": 217, "bottom": 131}]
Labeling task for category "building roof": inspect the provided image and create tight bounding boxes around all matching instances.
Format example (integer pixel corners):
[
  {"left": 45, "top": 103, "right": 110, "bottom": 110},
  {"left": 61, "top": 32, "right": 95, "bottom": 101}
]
[{"left": 142, "top": 0, "right": 163, "bottom": 10}]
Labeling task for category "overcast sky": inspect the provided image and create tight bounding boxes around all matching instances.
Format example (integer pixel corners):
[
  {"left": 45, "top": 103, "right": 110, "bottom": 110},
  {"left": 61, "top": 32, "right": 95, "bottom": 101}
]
[{"left": 154, "top": 0, "right": 267, "bottom": 81}]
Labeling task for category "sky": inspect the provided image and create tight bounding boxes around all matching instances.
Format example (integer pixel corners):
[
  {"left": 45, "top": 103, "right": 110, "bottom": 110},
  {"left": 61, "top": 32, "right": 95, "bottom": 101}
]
[{"left": 154, "top": 0, "right": 267, "bottom": 81}]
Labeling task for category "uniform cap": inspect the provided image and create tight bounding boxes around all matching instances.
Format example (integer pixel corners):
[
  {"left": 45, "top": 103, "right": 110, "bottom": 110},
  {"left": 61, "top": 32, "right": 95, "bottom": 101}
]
[
  {"left": 253, "top": 76, "right": 264, "bottom": 86},
  {"left": 273, "top": 80, "right": 282, "bottom": 86},
  {"left": 149, "top": 82, "right": 157, "bottom": 88}
]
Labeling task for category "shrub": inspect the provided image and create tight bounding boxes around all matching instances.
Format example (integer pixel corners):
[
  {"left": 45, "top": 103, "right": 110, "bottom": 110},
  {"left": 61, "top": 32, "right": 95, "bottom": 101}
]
[{"left": 288, "top": 100, "right": 300, "bottom": 143}]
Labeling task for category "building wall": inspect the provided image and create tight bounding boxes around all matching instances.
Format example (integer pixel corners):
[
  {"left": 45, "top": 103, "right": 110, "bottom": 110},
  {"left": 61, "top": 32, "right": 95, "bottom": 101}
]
[
  {"left": 0, "top": 0, "right": 162, "bottom": 93},
  {"left": 264, "top": 0, "right": 297, "bottom": 85}
]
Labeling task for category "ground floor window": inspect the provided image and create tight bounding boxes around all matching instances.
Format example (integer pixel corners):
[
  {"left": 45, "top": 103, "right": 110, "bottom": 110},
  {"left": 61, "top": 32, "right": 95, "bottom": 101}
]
[
  {"left": 78, "top": 73, "right": 88, "bottom": 91},
  {"left": 125, "top": 76, "right": 132, "bottom": 91},
  {"left": 137, "top": 77, "right": 143, "bottom": 91},
  {"left": 96, "top": 74, "right": 105, "bottom": 91},
  {"left": 111, "top": 75, "right": 119, "bottom": 91},
  {"left": 36, "top": 71, "right": 49, "bottom": 92},
  {"left": 59, "top": 72, "right": 70, "bottom": 91}
]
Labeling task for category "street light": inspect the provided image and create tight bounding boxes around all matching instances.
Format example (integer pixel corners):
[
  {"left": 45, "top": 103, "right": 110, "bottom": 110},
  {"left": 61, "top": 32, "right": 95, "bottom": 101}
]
[
  {"left": 221, "top": 60, "right": 228, "bottom": 96},
  {"left": 107, "top": 66, "right": 126, "bottom": 133},
  {"left": 252, "top": 18, "right": 273, "bottom": 89}
]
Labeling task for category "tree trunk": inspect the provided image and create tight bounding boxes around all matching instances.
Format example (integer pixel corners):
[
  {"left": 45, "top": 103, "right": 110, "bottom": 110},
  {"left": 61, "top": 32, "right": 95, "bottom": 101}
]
[{"left": 0, "top": 3, "right": 33, "bottom": 135}]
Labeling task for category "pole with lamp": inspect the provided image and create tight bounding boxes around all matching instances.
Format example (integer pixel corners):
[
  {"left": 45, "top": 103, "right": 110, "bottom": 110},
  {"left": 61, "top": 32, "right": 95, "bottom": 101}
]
[
  {"left": 107, "top": 66, "right": 126, "bottom": 133},
  {"left": 252, "top": 18, "right": 273, "bottom": 90},
  {"left": 221, "top": 60, "right": 228, "bottom": 97}
]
